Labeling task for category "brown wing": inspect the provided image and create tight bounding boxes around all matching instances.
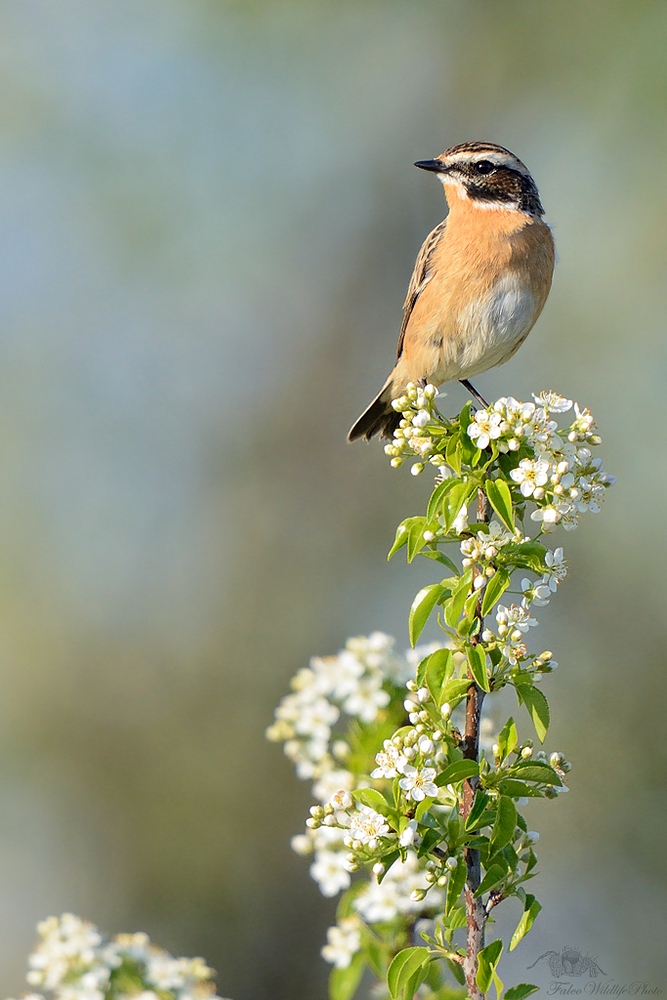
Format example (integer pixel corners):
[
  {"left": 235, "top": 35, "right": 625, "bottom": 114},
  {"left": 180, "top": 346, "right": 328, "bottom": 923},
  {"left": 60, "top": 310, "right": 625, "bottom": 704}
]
[{"left": 396, "top": 218, "right": 448, "bottom": 359}]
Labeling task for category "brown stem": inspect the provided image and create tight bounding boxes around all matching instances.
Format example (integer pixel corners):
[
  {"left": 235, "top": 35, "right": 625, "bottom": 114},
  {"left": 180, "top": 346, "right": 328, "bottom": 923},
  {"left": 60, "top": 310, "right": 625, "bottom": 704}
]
[{"left": 461, "top": 488, "right": 491, "bottom": 999}]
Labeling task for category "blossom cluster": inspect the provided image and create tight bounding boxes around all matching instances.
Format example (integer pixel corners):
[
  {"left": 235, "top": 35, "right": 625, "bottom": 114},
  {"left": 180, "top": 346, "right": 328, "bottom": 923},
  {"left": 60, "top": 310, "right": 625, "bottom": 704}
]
[
  {"left": 268, "top": 635, "right": 446, "bottom": 917},
  {"left": 7, "top": 913, "right": 226, "bottom": 1000},
  {"left": 473, "top": 391, "right": 613, "bottom": 530},
  {"left": 384, "top": 386, "right": 615, "bottom": 531},
  {"left": 266, "top": 632, "right": 408, "bottom": 784}
]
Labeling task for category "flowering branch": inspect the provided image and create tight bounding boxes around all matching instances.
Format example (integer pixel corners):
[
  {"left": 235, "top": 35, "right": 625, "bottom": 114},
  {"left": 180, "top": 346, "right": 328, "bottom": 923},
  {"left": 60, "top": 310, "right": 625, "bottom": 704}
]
[
  {"left": 268, "top": 385, "right": 614, "bottom": 1000},
  {"left": 7, "top": 913, "right": 228, "bottom": 1000}
]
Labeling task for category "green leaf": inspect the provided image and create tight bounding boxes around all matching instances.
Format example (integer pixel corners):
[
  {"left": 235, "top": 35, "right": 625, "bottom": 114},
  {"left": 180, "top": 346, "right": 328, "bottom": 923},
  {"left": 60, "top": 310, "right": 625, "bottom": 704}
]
[
  {"left": 443, "top": 571, "right": 473, "bottom": 628},
  {"left": 497, "top": 779, "right": 543, "bottom": 798},
  {"left": 329, "top": 952, "right": 365, "bottom": 1000},
  {"left": 387, "top": 519, "right": 416, "bottom": 560},
  {"left": 443, "top": 903, "right": 467, "bottom": 934},
  {"left": 446, "top": 432, "right": 462, "bottom": 476},
  {"left": 476, "top": 939, "right": 503, "bottom": 993},
  {"left": 376, "top": 849, "right": 400, "bottom": 882},
  {"left": 459, "top": 401, "right": 473, "bottom": 433},
  {"left": 499, "top": 540, "right": 548, "bottom": 573},
  {"left": 466, "top": 644, "right": 490, "bottom": 693},
  {"left": 497, "top": 717, "right": 518, "bottom": 761},
  {"left": 425, "top": 648, "right": 455, "bottom": 705},
  {"left": 481, "top": 569, "right": 511, "bottom": 617},
  {"left": 485, "top": 479, "right": 515, "bottom": 532},
  {"left": 407, "top": 518, "right": 429, "bottom": 563},
  {"left": 505, "top": 985, "right": 540, "bottom": 1000},
  {"left": 474, "top": 864, "right": 506, "bottom": 896},
  {"left": 445, "top": 957, "right": 466, "bottom": 986},
  {"left": 510, "top": 894, "right": 542, "bottom": 951},
  {"left": 387, "top": 946, "right": 431, "bottom": 1000},
  {"left": 458, "top": 591, "right": 481, "bottom": 638},
  {"left": 464, "top": 789, "right": 490, "bottom": 831},
  {"left": 511, "top": 761, "right": 562, "bottom": 786},
  {"left": 443, "top": 481, "right": 476, "bottom": 532},
  {"left": 445, "top": 857, "right": 467, "bottom": 916},
  {"left": 427, "top": 478, "right": 458, "bottom": 522},
  {"left": 409, "top": 584, "right": 447, "bottom": 647},
  {"left": 489, "top": 796, "right": 517, "bottom": 852},
  {"left": 415, "top": 796, "right": 435, "bottom": 822},
  {"left": 436, "top": 760, "right": 479, "bottom": 786},
  {"left": 352, "top": 788, "right": 392, "bottom": 814},
  {"left": 515, "top": 684, "right": 550, "bottom": 743},
  {"left": 440, "top": 678, "right": 473, "bottom": 709},
  {"left": 419, "top": 549, "right": 459, "bottom": 574}
]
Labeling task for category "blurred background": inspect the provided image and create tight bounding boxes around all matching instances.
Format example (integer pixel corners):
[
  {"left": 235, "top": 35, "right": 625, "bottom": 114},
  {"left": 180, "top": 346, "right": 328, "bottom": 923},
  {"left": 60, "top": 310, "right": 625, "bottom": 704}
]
[{"left": 0, "top": 0, "right": 665, "bottom": 996}]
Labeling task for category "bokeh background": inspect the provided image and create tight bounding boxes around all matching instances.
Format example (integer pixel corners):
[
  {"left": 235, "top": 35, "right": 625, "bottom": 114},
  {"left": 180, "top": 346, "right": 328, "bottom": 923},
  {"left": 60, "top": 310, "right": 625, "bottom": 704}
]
[{"left": 0, "top": 1, "right": 665, "bottom": 996}]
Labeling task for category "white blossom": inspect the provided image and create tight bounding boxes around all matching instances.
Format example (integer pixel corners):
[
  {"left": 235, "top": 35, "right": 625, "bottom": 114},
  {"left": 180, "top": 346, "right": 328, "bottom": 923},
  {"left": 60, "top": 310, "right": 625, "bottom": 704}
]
[
  {"left": 310, "top": 850, "right": 352, "bottom": 897},
  {"left": 510, "top": 458, "right": 550, "bottom": 498},
  {"left": 313, "top": 769, "right": 354, "bottom": 805},
  {"left": 342, "top": 672, "right": 390, "bottom": 723},
  {"left": 543, "top": 547, "right": 567, "bottom": 591},
  {"left": 532, "top": 391, "right": 573, "bottom": 413},
  {"left": 520, "top": 578, "right": 552, "bottom": 607},
  {"left": 321, "top": 919, "right": 362, "bottom": 968},
  {"left": 354, "top": 852, "right": 443, "bottom": 924},
  {"left": 347, "top": 806, "right": 391, "bottom": 846},
  {"left": 371, "top": 740, "right": 408, "bottom": 779},
  {"left": 399, "top": 820, "right": 421, "bottom": 847},
  {"left": 398, "top": 765, "right": 438, "bottom": 802},
  {"left": 467, "top": 409, "right": 503, "bottom": 449}
]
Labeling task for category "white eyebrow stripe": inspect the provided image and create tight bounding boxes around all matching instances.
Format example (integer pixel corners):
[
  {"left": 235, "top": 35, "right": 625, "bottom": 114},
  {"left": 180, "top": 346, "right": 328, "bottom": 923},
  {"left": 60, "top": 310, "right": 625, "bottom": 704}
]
[{"left": 443, "top": 150, "right": 531, "bottom": 177}]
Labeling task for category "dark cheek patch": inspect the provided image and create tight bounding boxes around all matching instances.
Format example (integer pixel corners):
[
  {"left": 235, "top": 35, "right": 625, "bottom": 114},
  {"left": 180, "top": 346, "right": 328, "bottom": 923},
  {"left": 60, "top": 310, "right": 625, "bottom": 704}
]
[{"left": 463, "top": 168, "right": 543, "bottom": 215}]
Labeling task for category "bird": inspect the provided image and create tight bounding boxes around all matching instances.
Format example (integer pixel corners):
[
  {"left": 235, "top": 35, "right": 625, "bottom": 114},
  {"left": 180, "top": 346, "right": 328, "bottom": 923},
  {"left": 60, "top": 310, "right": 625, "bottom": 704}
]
[{"left": 348, "top": 141, "right": 555, "bottom": 441}]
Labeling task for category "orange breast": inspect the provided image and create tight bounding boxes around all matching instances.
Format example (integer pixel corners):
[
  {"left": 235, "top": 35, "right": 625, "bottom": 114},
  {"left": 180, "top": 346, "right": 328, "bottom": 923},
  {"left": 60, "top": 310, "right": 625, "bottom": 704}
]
[{"left": 398, "top": 192, "right": 555, "bottom": 385}]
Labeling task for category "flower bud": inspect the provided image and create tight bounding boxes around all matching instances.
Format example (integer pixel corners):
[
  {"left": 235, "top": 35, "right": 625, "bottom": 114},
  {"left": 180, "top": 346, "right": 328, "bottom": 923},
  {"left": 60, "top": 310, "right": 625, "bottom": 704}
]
[
  {"left": 521, "top": 746, "right": 533, "bottom": 759},
  {"left": 445, "top": 856, "right": 458, "bottom": 870}
]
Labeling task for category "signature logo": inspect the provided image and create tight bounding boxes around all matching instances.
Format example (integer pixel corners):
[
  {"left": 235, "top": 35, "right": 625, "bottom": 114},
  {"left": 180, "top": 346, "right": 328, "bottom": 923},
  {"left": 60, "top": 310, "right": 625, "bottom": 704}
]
[{"left": 528, "top": 946, "right": 606, "bottom": 979}]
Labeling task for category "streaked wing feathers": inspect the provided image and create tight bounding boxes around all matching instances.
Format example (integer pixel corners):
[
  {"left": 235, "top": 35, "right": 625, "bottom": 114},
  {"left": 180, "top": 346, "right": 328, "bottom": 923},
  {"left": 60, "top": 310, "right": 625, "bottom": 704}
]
[{"left": 396, "top": 218, "right": 447, "bottom": 359}]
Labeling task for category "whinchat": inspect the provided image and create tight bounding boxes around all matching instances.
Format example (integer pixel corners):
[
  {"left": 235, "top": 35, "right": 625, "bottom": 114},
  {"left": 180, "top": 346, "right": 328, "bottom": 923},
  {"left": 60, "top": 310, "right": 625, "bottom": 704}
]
[{"left": 348, "top": 141, "right": 555, "bottom": 441}]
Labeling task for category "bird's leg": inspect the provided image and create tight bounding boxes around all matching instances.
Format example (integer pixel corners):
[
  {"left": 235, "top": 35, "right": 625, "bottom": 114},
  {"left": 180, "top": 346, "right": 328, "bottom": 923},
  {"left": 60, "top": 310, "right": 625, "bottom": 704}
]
[
  {"left": 459, "top": 379, "right": 489, "bottom": 409},
  {"left": 417, "top": 377, "right": 428, "bottom": 389}
]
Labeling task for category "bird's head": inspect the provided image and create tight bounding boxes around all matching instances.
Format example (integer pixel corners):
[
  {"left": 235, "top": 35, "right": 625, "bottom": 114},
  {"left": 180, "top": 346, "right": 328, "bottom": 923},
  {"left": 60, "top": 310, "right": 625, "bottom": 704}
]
[{"left": 415, "top": 142, "right": 544, "bottom": 217}]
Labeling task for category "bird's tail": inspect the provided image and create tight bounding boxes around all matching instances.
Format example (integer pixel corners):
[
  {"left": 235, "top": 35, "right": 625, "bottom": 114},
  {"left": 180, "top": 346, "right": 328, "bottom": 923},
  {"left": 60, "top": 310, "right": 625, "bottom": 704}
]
[{"left": 348, "top": 381, "right": 401, "bottom": 442}]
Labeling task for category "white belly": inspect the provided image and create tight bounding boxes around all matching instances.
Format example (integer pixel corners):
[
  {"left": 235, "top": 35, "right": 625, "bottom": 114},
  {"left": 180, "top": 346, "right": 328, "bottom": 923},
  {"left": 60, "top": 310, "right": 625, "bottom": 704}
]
[{"left": 448, "top": 273, "right": 536, "bottom": 380}]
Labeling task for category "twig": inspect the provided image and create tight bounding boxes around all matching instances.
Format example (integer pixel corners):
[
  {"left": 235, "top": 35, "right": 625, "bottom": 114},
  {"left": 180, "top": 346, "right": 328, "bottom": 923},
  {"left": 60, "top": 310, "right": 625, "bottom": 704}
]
[{"left": 460, "top": 488, "right": 491, "bottom": 1000}]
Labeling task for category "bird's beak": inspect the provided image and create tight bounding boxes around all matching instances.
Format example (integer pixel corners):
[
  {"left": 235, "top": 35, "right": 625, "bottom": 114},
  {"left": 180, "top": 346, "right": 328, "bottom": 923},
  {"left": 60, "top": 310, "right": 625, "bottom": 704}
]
[{"left": 414, "top": 159, "right": 448, "bottom": 173}]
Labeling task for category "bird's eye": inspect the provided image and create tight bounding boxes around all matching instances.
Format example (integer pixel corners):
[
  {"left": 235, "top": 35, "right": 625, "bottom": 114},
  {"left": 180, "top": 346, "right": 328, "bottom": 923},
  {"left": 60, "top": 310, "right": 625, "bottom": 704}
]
[{"left": 475, "top": 160, "right": 495, "bottom": 174}]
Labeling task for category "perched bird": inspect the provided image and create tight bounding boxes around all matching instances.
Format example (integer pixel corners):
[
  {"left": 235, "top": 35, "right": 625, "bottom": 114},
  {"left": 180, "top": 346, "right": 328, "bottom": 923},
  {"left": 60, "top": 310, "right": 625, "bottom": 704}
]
[{"left": 348, "top": 141, "right": 555, "bottom": 441}]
